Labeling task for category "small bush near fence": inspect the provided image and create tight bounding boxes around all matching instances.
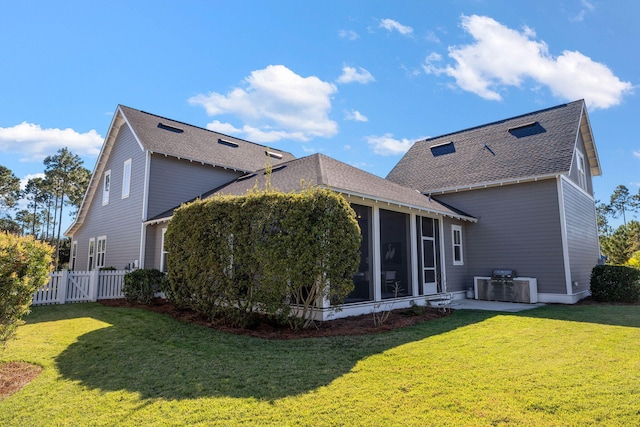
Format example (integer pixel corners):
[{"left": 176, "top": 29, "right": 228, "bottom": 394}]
[
  {"left": 590, "top": 265, "right": 640, "bottom": 303},
  {"left": 166, "top": 186, "right": 361, "bottom": 329},
  {"left": 123, "top": 269, "right": 167, "bottom": 305},
  {"left": 1, "top": 233, "right": 53, "bottom": 347}
]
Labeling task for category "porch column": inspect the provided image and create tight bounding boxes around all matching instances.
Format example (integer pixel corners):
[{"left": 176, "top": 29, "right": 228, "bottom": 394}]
[
  {"left": 410, "top": 212, "right": 419, "bottom": 297},
  {"left": 372, "top": 205, "right": 381, "bottom": 302}
]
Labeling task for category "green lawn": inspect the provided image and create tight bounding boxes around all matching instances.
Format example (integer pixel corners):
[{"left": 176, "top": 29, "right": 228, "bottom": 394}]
[{"left": 1, "top": 302, "right": 639, "bottom": 426}]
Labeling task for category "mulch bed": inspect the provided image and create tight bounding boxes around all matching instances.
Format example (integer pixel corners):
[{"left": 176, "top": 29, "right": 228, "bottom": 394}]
[{"left": 97, "top": 298, "right": 451, "bottom": 339}]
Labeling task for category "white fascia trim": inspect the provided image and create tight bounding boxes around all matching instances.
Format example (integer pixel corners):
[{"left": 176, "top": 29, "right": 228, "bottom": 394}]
[
  {"left": 339, "top": 189, "right": 478, "bottom": 223},
  {"left": 579, "top": 104, "right": 602, "bottom": 177},
  {"left": 427, "top": 173, "right": 561, "bottom": 195},
  {"left": 144, "top": 217, "right": 171, "bottom": 226},
  {"left": 557, "top": 177, "right": 573, "bottom": 296},
  {"left": 560, "top": 174, "right": 594, "bottom": 200},
  {"left": 65, "top": 107, "right": 126, "bottom": 236},
  {"left": 152, "top": 152, "right": 253, "bottom": 174}
]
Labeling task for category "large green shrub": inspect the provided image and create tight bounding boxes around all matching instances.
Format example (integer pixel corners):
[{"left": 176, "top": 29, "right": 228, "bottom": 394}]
[
  {"left": 0, "top": 233, "right": 52, "bottom": 347},
  {"left": 590, "top": 264, "right": 640, "bottom": 303},
  {"left": 165, "top": 187, "right": 361, "bottom": 329},
  {"left": 123, "top": 268, "right": 167, "bottom": 305}
]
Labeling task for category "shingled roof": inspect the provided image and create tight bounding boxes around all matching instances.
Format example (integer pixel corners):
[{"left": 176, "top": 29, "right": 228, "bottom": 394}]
[
  {"left": 67, "top": 105, "right": 295, "bottom": 235},
  {"left": 120, "top": 105, "right": 295, "bottom": 172},
  {"left": 206, "top": 153, "right": 476, "bottom": 222},
  {"left": 386, "top": 100, "right": 600, "bottom": 194}
]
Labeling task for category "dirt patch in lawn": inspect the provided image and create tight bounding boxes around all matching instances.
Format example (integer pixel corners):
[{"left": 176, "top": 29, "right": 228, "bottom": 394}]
[
  {"left": 0, "top": 362, "right": 42, "bottom": 400},
  {"left": 98, "top": 298, "right": 451, "bottom": 340}
]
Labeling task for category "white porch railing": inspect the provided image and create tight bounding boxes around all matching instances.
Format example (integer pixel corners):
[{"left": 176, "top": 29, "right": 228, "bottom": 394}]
[{"left": 32, "top": 269, "right": 127, "bottom": 306}]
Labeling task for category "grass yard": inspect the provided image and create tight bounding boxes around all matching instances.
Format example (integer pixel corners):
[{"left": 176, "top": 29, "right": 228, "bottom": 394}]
[{"left": 1, "top": 302, "right": 639, "bottom": 426}]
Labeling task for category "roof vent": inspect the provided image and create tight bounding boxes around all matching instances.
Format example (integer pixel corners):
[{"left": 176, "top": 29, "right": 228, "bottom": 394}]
[
  {"left": 266, "top": 150, "right": 283, "bottom": 159},
  {"left": 265, "top": 165, "right": 287, "bottom": 174},
  {"left": 430, "top": 141, "right": 456, "bottom": 157},
  {"left": 218, "top": 138, "right": 239, "bottom": 148},
  {"left": 508, "top": 121, "right": 545, "bottom": 138},
  {"left": 237, "top": 173, "right": 257, "bottom": 182},
  {"left": 158, "top": 123, "right": 184, "bottom": 133}
]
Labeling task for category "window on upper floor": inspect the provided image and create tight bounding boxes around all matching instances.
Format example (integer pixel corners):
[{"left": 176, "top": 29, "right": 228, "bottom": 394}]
[
  {"left": 452, "top": 225, "right": 464, "bottom": 266},
  {"left": 102, "top": 170, "right": 111, "bottom": 205},
  {"left": 576, "top": 151, "right": 587, "bottom": 191},
  {"left": 122, "top": 159, "right": 132, "bottom": 199}
]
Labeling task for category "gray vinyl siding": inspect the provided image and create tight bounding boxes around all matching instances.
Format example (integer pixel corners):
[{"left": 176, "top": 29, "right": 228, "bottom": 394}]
[
  {"left": 567, "top": 132, "right": 593, "bottom": 195},
  {"left": 562, "top": 178, "right": 599, "bottom": 293},
  {"left": 71, "top": 124, "right": 146, "bottom": 270},
  {"left": 435, "top": 179, "right": 568, "bottom": 294},
  {"left": 147, "top": 154, "right": 242, "bottom": 220},
  {"left": 441, "top": 217, "right": 470, "bottom": 293},
  {"left": 144, "top": 223, "right": 166, "bottom": 270}
]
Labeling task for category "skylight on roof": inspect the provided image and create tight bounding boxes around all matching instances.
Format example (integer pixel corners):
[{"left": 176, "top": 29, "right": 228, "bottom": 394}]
[
  {"left": 508, "top": 121, "right": 546, "bottom": 138},
  {"left": 158, "top": 123, "right": 184, "bottom": 133},
  {"left": 430, "top": 141, "right": 456, "bottom": 157},
  {"left": 266, "top": 150, "right": 283, "bottom": 159},
  {"left": 218, "top": 138, "right": 239, "bottom": 148}
]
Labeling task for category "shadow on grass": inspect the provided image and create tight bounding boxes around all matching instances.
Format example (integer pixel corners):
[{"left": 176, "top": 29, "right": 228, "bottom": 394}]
[
  {"left": 513, "top": 303, "right": 640, "bottom": 328},
  {"left": 43, "top": 304, "right": 494, "bottom": 401}
]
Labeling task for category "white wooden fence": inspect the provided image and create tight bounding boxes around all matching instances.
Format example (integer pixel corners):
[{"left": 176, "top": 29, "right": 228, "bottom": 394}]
[{"left": 32, "top": 269, "right": 127, "bottom": 305}]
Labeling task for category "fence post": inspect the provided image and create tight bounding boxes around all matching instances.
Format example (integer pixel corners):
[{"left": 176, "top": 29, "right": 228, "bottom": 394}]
[
  {"left": 89, "top": 269, "right": 100, "bottom": 302},
  {"left": 58, "top": 269, "right": 68, "bottom": 304}
]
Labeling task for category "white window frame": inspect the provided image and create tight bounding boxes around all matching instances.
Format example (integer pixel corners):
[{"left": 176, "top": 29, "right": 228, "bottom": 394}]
[
  {"left": 87, "top": 238, "right": 95, "bottom": 270},
  {"left": 576, "top": 151, "right": 587, "bottom": 190},
  {"left": 122, "top": 159, "right": 132, "bottom": 199},
  {"left": 96, "top": 236, "right": 107, "bottom": 269},
  {"left": 452, "top": 225, "right": 464, "bottom": 266},
  {"left": 160, "top": 228, "right": 168, "bottom": 273},
  {"left": 70, "top": 240, "right": 77, "bottom": 270},
  {"left": 102, "top": 169, "right": 111, "bottom": 205}
]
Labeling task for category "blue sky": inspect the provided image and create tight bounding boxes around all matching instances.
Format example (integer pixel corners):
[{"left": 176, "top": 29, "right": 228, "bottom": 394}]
[{"left": 1, "top": 1, "right": 638, "bottom": 229}]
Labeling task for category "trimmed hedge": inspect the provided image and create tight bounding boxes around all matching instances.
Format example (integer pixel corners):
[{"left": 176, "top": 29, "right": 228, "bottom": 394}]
[
  {"left": 590, "top": 264, "right": 640, "bottom": 303},
  {"left": 0, "top": 233, "right": 52, "bottom": 347},
  {"left": 123, "top": 268, "right": 167, "bottom": 305},
  {"left": 165, "top": 187, "right": 361, "bottom": 329}
]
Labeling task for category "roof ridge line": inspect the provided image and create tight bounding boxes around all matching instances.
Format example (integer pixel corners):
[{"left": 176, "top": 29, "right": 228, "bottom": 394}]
[
  {"left": 118, "top": 104, "right": 294, "bottom": 156},
  {"left": 417, "top": 99, "right": 584, "bottom": 145}
]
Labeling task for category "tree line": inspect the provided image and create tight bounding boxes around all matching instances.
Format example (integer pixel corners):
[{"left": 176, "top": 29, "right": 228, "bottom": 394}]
[
  {"left": 598, "top": 184, "right": 640, "bottom": 267},
  {"left": 0, "top": 148, "right": 90, "bottom": 269}
]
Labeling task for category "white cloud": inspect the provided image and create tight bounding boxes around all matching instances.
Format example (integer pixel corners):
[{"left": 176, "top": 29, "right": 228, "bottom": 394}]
[
  {"left": 0, "top": 122, "right": 103, "bottom": 162},
  {"left": 633, "top": 151, "right": 640, "bottom": 159},
  {"left": 570, "top": 0, "right": 595, "bottom": 22},
  {"left": 424, "top": 15, "right": 633, "bottom": 110},
  {"left": 19, "top": 173, "right": 45, "bottom": 190},
  {"left": 345, "top": 110, "right": 368, "bottom": 122},
  {"left": 379, "top": 19, "right": 413, "bottom": 35},
  {"left": 189, "top": 65, "right": 338, "bottom": 143},
  {"left": 366, "top": 133, "right": 413, "bottom": 156},
  {"left": 337, "top": 66, "right": 375, "bottom": 84},
  {"left": 339, "top": 29, "right": 359, "bottom": 40}
]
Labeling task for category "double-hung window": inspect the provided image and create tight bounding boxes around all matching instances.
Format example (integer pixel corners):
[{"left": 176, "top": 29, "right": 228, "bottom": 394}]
[
  {"left": 452, "top": 225, "right": 464, "bottom": 266},
  {"left": 102, "top": 170, "right": 111, "bottom": 205},
  {"left": 88, "top": 238, "right": 95, "bottom": 270},
  {"left": 96, "top": 236, "right": 107, "bottom": 269},
  {"left": 70, "top": 241, "right": 77, "bottom": 270},
  {"left": 576, "top": 151, "right": 587, "bottom": 190},
  {"left": 122, "top": 159, "right": 131, "bottom": 199}
]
